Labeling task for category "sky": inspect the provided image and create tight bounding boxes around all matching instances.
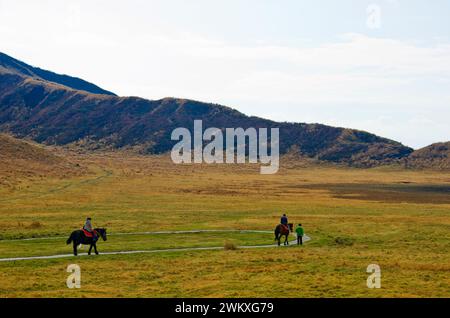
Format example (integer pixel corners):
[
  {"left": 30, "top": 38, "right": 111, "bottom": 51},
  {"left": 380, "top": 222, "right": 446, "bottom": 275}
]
[{"left": 0, "top": 0, "right": 449, "bottom": 149}]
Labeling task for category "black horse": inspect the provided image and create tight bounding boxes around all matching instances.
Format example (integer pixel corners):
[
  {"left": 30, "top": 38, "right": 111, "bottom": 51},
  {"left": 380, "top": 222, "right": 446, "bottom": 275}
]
[
  {"left": 66, "top": 228, "right": 107, "bottom": 256},
  {"left": 274, "top": 223, "right": 293, "bottom": 246}
]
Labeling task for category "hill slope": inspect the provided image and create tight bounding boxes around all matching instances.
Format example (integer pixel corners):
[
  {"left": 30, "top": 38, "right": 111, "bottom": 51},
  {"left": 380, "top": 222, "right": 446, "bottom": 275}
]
[
  {"left": 405, "top": 142, "right": 450, "bottom": 169},
  {"left": 0, "top": 52, "right": 413, "bottom": 167},
  {"left": 0, "top": 52, "right": 116, "bottom": 96},
  {"left": 0, "top": 133, "right": 62, "bottom": 163},
  {"left": 0, "top": 134, "right": 86, "bottom": 186}
]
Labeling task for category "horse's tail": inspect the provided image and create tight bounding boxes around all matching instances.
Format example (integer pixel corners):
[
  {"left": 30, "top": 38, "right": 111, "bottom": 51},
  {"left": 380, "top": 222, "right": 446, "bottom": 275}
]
[
  {"left": 274, "top": 226, "right": 279, "bottom": 241},
  {"left": 66, "top": 232, "right": 74, "bottom": 245}
]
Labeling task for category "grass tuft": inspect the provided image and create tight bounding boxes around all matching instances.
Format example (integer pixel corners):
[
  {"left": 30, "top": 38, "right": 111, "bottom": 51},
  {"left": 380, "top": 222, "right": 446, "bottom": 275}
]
[
  {"left": 27, "top": 221, "right": 43, "bottom": 229},
  {"left": 333, "top": 237, "right": 354, "bottom": 246},
  {"left": 224, "top": 241, "right": 238, "bottom": 251}
]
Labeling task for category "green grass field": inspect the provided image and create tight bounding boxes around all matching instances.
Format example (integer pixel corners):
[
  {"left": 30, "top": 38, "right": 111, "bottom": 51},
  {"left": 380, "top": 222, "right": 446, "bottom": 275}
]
[{"left": 0, "top": 153, "right": 449, "bottom": 297}]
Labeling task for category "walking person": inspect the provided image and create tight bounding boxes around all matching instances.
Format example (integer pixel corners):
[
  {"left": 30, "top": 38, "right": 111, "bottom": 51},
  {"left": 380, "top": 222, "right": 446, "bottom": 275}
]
[{"left": 295, "top": 223, "right": 304, "bottom": 245}]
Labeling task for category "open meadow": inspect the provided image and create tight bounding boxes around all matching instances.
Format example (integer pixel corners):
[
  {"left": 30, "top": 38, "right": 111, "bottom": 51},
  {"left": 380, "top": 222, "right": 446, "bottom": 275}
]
[{"left": 0, "top": 151, "right": 449, "bottom": 297}]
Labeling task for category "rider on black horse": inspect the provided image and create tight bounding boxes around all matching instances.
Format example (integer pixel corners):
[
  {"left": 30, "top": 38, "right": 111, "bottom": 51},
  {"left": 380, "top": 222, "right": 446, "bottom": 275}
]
[{"left": 83, "top": 217, "right": 98, "bottom": 242}]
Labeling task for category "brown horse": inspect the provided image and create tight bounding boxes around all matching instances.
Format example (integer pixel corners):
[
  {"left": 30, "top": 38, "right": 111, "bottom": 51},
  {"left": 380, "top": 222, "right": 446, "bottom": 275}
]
[{"left": 274, "top": 223, "right": 293, "bottom": 246}]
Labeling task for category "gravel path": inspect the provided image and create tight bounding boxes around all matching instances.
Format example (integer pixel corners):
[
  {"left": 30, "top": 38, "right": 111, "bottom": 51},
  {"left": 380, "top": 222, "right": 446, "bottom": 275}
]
[{"left": 0, "top": 230, "right": 311, "bottom": 262}]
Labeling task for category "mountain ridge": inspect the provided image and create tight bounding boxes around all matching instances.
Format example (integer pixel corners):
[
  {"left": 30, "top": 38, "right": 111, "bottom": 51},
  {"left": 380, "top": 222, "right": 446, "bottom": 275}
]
[
  {"left": 0, "top": 52, "right": 116, "bottom": 96},
  {"left": 0, "top": 51, "right": 422, "bottom": 167}
]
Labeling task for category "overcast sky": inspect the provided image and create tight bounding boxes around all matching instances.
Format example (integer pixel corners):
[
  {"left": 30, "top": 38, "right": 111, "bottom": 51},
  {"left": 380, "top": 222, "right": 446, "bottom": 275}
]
[{"left": 1, "top": 0, "right": 449, "bottom": 148}]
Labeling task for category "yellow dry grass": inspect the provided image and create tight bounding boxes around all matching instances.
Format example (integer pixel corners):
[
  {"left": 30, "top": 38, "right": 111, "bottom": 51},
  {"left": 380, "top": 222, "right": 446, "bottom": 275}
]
[{"left": 0, "top": 151, "right": 449, "bottom": 297}]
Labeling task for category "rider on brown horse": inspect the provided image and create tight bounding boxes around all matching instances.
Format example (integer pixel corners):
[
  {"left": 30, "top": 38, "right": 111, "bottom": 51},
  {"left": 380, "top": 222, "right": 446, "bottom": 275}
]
[{"left": 275, "top": 214, "right": 293, "bottom": 246}]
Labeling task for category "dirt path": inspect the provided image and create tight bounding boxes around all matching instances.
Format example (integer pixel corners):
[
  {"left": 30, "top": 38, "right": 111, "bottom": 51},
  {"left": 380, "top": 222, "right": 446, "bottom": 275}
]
[
  {"left": 0, "top": 230, "right": 311, "bottom": 262},
  {"left": 0, "top": 169, "right": 113, "bottom": 203}
]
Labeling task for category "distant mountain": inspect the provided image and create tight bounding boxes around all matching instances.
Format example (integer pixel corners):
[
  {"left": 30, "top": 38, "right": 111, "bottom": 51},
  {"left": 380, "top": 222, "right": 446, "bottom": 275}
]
[
  {"left": 0, "top": 52, "right": 116, "bottom": 96},
  {"left": 405, "top": 142, "right": 450, "bottom": 169},
  {"left": 0, "top": 52, "right": 414, "bottom": 167}
]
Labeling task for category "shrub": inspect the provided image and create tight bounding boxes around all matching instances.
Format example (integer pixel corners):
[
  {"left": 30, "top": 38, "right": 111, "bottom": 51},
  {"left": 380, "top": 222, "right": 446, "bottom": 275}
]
[
  {"left": 224, "top": 241, "right": 238, "bottom": 250},
  {"left": 334, "top": 236, "right": 354, "bottom": 246}
]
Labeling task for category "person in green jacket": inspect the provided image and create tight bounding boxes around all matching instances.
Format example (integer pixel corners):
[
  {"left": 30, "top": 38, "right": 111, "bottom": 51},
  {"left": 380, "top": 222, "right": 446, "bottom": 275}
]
[{"left": 295, "top": 224, "right": 304, "bottom": 245}]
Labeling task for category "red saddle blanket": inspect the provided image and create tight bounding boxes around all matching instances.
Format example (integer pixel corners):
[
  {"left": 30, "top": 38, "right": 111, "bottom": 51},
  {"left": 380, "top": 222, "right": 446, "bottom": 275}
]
[{"left": 82, "top": 229, "right": 96, "bottom": 237}]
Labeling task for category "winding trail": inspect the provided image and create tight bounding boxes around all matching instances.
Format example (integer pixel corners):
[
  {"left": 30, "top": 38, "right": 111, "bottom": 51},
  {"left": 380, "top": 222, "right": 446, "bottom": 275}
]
[{"left": 0, "top": 230, "right": 311, "bottom": 262}]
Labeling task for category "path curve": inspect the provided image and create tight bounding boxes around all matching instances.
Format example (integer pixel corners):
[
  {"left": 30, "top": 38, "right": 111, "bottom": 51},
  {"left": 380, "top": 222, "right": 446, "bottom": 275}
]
[{"left": 0, "top": 230, "right": 311, "bottom": 262}]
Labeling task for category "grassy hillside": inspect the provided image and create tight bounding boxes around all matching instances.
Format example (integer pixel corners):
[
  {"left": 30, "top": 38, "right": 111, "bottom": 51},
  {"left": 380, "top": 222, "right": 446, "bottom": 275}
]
[
  {"left": 0, "top": 152, "right": 448, "bottom": 297},
  {"left": 405, "top": 142, "right": 450, "bottom": 170},
  {"left": 0, "top": 134, "right": 87, "bottom": 187}
]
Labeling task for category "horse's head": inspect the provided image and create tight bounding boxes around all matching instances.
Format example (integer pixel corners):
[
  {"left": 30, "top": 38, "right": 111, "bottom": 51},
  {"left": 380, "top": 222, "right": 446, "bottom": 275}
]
[
  {"left": 288, "top": 223, "right": 294, "bottom": 232},
  {"left": 95, "top": 228, "right": 107, "bottom": 241}
]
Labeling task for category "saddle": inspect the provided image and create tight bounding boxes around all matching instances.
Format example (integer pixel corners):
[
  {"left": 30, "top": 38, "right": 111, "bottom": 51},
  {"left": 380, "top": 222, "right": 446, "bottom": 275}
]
[
  {"left": 280, "top": 224, "right": 289, "bottom": 232},
  {"left": 82, "top": 229, "right": 97, "bottom": 238}
]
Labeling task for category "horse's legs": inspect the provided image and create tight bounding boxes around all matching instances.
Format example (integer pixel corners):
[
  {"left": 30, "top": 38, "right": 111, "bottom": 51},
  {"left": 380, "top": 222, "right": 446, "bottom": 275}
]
[
  {"left": 73, "top": 242, "right": 78, "bottom": 256},
  {"left": 88, "top": 244, "right": 93, "bottom": 255},
  {"left": 274, "top": 230, "right": 280, "bottom": 246},
  {"left": 94, "top": 244, "right": 99, "bottom": 255}
]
